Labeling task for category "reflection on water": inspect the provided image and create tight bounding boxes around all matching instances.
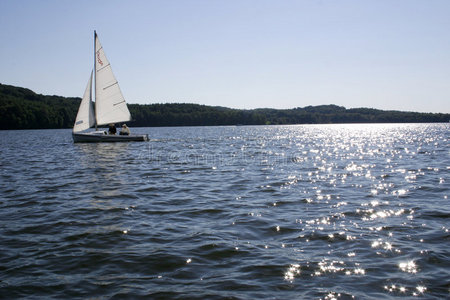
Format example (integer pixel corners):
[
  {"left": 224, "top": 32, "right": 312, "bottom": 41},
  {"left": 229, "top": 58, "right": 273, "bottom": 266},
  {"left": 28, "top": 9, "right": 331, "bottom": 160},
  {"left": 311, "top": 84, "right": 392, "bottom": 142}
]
[
  {"left": 75, "top": 142, "right": 130, "bottom": 168},
  {"left": 74, "top": 142, "right": 130, "bottom": 198},
  {"left": 0, "top": 124, "right": 448, "bottom": 299}
]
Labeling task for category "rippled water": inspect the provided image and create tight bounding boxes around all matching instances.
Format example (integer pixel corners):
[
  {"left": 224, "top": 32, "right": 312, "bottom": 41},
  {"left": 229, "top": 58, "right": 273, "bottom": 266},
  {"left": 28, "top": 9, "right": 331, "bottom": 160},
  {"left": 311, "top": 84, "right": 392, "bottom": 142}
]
[{"left": 0, "top": 124, "right": 449, "bottom": 299}]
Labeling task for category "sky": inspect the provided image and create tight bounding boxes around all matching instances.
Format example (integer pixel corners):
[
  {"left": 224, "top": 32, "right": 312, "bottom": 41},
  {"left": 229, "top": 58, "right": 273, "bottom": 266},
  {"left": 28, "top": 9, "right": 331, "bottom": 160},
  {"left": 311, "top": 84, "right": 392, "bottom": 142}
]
[{"left": 0, "top": 0, "right": 449, "bottom": 113}]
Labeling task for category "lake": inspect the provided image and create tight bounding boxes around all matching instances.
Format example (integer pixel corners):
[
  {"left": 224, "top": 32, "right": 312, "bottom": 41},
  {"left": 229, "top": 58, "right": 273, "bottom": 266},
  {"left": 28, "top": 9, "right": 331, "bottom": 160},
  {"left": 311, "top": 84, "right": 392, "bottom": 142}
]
[{"left": 0, "top": 124, "right": 448, "bottom": 299}]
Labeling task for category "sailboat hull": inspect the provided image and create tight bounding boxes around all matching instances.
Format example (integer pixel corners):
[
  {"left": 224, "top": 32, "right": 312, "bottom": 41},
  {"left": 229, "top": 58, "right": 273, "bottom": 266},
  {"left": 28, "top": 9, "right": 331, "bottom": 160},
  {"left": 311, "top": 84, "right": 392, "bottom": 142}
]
[{"left": 72, "top": 131, "right": 149, "bottom": 143}]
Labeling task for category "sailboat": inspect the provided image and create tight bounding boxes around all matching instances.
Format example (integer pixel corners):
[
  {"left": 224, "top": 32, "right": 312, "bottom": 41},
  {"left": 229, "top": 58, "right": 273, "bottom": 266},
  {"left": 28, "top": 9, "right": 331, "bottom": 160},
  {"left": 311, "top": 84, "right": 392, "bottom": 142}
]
[{"left": 72, "top": 31, "right": 148, "bottom": 142}]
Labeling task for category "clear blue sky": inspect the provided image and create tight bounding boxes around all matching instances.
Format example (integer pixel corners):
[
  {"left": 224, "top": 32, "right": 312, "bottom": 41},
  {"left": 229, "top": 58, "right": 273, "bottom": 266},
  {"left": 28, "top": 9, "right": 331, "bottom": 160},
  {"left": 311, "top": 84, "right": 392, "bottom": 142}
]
[{"left": 1, "top": 0, "right": 449, "bottom": 113}]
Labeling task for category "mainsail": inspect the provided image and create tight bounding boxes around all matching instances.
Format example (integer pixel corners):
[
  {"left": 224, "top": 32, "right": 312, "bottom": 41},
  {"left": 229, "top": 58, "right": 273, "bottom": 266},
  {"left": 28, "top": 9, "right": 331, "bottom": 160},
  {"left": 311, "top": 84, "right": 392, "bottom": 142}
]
[
  {"left": 73, "top": 71, "right": 95, "bottom": 132},
  {"left": 94, "top": 32, "right": 131, "bottom": 126}
]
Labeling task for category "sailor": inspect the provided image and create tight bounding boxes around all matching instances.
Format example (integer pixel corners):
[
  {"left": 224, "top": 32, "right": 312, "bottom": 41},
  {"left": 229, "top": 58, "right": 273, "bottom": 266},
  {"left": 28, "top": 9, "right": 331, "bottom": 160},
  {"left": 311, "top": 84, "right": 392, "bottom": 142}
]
[
  {"left": 108, "top": 123, "right": 116, "bottom": 135},
  {"left": 120, "top": 124, "right": 130, "bottom": 135}
]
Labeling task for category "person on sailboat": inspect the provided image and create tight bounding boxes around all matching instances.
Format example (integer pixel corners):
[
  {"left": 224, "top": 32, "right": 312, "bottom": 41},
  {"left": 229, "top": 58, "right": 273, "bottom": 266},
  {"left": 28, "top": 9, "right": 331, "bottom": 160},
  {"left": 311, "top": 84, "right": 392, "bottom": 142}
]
[
  {"left": 120, "top": 124, "right": 130, "bottom": 136},
  {"left": 108, "top": 123, "right": 117, "bottom": 135}
]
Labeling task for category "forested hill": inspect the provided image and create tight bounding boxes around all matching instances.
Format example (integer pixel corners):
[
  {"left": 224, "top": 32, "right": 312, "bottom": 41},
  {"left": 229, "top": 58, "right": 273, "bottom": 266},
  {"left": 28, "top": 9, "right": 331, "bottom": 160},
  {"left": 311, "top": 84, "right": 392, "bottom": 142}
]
[
  {"left": 0, "top": 83, "right": 80, "bottom": 129},
  {"left": 1, "top": 83, "right": 449, "bottom": 130}
]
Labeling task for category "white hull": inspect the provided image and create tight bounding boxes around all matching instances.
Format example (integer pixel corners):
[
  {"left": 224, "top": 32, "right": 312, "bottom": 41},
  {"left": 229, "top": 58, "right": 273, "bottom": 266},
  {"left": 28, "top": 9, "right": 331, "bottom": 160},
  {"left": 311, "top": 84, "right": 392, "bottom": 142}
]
[{"left": 72, "top": 131, "right": 148, "bottom": 143}]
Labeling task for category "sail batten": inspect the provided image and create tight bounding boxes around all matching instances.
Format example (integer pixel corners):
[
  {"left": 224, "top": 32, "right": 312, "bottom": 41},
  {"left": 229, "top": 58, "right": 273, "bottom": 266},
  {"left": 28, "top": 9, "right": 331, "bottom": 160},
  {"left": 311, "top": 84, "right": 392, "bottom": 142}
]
[
  {"left": 114, "top": 100, "right": 126, "bottom": 106},
  {"left": 97, "top": 64, "right": 111, "bottom": 72},
  {"left": 103, "top": 82, "right": 118, "bottom": 90}
]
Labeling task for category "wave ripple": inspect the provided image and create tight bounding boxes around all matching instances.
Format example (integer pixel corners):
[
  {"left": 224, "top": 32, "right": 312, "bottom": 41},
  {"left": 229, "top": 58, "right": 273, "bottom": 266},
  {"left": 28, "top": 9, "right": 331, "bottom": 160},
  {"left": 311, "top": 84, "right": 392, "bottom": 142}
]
[{"left": 0, "top": 124, "right": 448, "bottom": 299}]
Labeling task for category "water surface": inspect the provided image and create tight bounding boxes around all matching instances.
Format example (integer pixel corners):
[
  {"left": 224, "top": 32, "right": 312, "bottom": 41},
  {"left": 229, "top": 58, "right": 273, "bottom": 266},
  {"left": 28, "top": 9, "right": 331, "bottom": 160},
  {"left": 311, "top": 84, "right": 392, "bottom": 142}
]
[{"left": 0, "top": 124, "right": 449, "bottom": 299}]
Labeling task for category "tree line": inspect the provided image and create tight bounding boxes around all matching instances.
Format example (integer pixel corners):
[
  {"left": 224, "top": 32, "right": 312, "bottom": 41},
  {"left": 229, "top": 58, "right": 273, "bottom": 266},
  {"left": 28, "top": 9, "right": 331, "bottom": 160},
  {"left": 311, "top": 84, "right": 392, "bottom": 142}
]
[{"left": 1, "top": 83, "right": 449, "bottom": 130}]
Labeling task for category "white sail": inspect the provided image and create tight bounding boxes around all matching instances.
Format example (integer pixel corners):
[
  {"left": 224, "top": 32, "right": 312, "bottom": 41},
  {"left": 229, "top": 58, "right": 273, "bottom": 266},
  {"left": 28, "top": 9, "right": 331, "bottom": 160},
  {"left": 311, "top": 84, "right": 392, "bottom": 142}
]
[
  {"left": 73, "top": 71, "right": 95, "bottom": 132},
  {"left": 94, "top": 32, "right": 131, "bottom": 126}
]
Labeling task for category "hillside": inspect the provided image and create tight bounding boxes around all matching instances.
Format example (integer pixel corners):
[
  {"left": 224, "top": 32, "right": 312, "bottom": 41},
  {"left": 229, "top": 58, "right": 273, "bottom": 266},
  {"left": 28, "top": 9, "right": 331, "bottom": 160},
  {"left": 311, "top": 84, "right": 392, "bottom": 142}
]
[
  {"left": 1, "top": 83, "right": 448, "bottom": 130},
  {"left": 0, "top": 83, "right": 80, "bottom": 129}
]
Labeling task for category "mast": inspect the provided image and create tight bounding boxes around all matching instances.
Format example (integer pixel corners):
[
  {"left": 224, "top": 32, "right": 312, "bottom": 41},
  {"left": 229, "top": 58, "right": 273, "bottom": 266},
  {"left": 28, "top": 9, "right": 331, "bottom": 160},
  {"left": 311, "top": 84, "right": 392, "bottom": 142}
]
[{"left": 94, "top": 30, "right": 98, "bottom": 131}]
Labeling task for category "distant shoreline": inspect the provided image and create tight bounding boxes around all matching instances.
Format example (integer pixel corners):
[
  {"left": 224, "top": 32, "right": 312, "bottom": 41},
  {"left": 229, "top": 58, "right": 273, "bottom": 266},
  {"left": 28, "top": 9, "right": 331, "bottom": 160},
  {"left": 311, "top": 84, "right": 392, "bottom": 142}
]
[
  {"left": 2, "top": 122, "right": 449, "bottom": 132},
  {"left": 1, "top": 83, "right": 449, "bottom": 130}
]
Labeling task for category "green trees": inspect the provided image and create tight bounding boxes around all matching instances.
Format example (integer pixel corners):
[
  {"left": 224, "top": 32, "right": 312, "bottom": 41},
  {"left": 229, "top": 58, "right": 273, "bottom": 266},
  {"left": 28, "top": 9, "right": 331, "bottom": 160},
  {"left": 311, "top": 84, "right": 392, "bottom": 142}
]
[
  {"left": 0, "top": 84, "right": 79, "bottom": 129},
  {"left": 0, "top": 83, "right": 448, "bottom": 130}
]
